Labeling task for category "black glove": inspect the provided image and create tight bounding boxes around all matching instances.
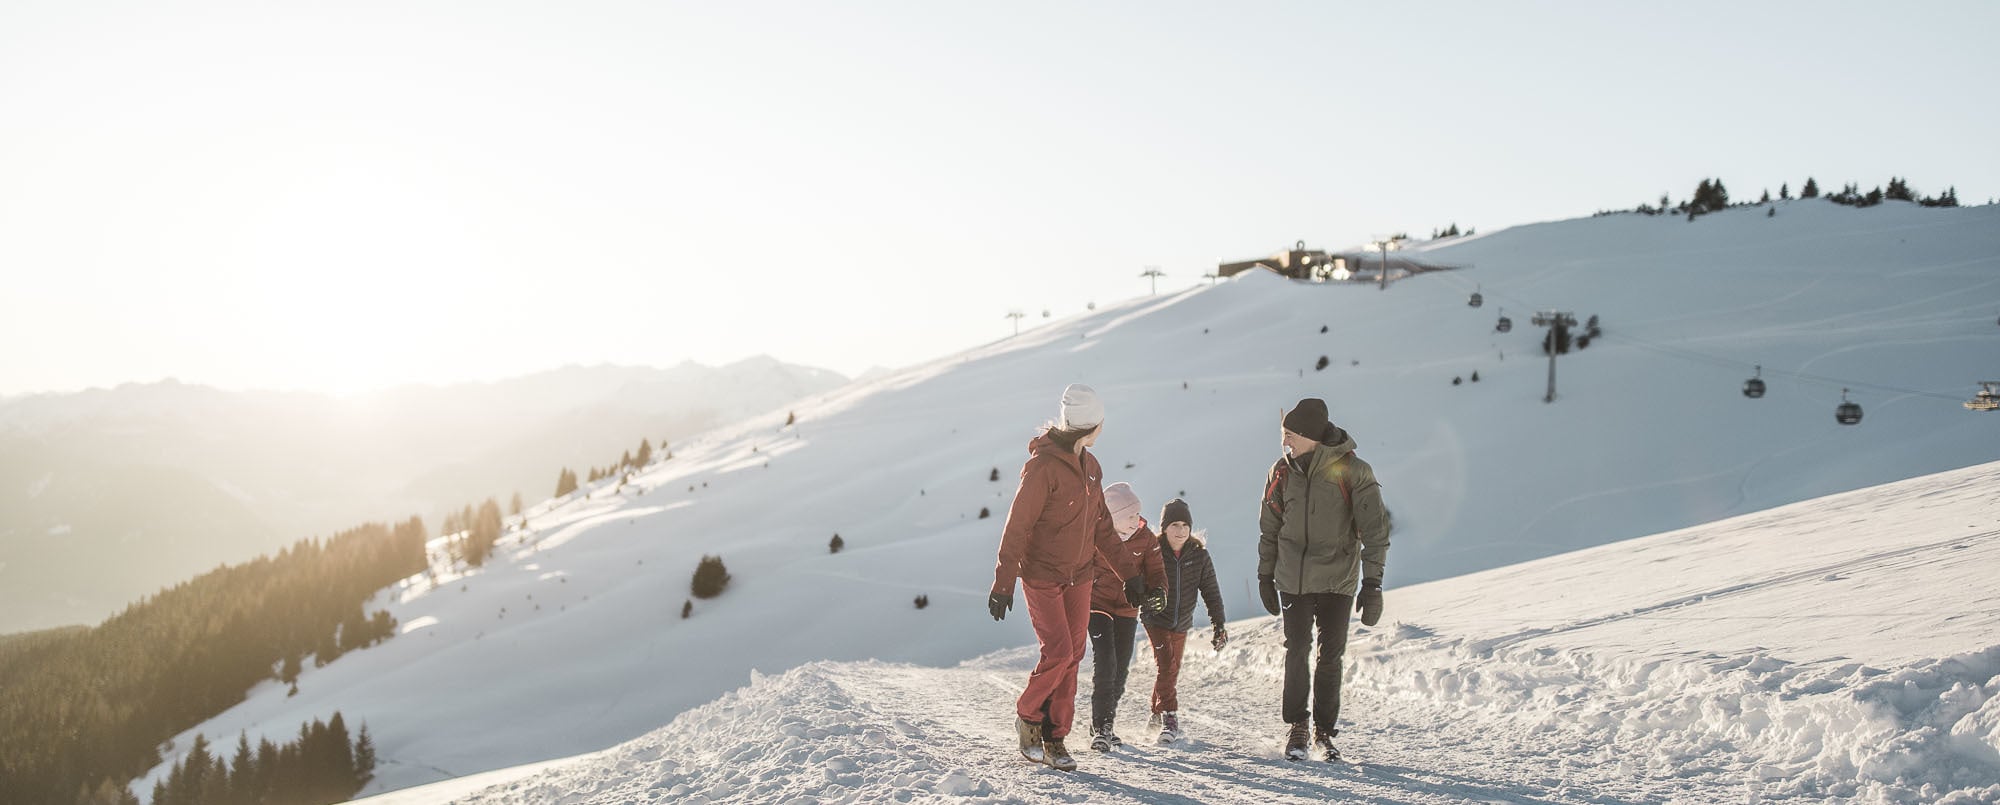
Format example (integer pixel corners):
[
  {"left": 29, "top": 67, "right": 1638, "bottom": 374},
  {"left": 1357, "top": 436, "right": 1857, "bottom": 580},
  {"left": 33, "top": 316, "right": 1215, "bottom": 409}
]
[
  {"left": 1145, "top": 587, "right": 1166, "bottom": 612},
  {"left": 1211, "top": 625, "right": 1228, "bottom": 651},
  {"left": 988, "top": 591, "right": 1013, "bottom": 621},
  {"left": 1123, "top": 576, "right": 1145, "bottom": 609},
  {"left": 1356, "top": 578, "right": 1383, "bottom": 627},
  {"left": 1259, "top": 575, "right": 1279, "bottom": 616}
]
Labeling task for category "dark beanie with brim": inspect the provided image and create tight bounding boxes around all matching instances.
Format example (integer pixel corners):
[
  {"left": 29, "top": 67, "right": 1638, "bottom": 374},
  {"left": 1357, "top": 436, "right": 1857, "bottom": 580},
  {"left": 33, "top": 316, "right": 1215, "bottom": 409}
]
[
  {"left": 1160, "top": 498, "right": 1192, "bottom": 529},
  {"left": 1284, "top": 398, "right": 1332, "bottom": 441}
]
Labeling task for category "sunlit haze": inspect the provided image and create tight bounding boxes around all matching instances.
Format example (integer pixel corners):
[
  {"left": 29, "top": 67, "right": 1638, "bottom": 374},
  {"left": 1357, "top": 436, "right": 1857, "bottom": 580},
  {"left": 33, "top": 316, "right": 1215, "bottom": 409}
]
[{"left": 3, "top": 1, "right": 1994, "bottom": 395}]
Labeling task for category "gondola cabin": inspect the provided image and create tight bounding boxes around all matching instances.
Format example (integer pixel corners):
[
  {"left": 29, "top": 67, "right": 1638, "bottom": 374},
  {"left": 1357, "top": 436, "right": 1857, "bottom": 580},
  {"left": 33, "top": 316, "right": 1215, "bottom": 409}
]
[
  {"left": 1743, "top": 366, "right": 1765, "bottom": 398},
  {"left": 1835, "top": 389, "right": 1863, "bottom": 425}
]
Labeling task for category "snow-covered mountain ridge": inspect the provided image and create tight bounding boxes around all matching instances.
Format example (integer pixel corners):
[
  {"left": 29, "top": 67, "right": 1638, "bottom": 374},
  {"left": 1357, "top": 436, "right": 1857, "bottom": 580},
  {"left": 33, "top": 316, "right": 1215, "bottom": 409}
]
[{"left": 145, "top": 198, "right": 2000, "bottom": 801}]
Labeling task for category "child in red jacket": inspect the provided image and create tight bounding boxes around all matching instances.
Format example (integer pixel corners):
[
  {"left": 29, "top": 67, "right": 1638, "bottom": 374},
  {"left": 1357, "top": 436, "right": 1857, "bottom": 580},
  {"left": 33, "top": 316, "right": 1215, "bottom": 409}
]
[{"left": 1085, "top": 482, "right": 1166, "bottom": 751}]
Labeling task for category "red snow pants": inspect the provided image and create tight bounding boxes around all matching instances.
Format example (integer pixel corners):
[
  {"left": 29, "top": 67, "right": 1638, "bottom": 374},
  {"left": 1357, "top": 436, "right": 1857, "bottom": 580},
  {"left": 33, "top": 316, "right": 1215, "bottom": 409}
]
[
  {"left": 1016, "top": 578, "right": 1092, "bottom": 739},
  {"left": 1145, "top": 625, "right": 1188, "bottom": 714}
]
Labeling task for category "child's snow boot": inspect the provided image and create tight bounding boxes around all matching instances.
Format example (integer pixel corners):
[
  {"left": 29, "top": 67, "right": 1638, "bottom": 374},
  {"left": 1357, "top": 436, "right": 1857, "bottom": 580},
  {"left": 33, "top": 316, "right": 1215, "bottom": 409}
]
[{"left": 1088, "top": 725, "right": 1112, "bottom": 753}]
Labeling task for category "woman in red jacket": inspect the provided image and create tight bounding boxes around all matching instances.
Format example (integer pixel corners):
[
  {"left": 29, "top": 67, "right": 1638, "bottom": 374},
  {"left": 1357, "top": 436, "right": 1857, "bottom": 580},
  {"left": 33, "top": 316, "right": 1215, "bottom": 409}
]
[{"left": 988, "top": 383, "right": 1128, "bottom": 772}]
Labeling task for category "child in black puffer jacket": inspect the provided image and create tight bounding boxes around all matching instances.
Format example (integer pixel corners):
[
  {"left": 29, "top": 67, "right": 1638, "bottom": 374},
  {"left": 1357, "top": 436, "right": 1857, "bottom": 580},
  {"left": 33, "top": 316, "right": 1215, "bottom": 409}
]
[{"left": 1140, "top": 498, "right": 1225, "bottom": 744}]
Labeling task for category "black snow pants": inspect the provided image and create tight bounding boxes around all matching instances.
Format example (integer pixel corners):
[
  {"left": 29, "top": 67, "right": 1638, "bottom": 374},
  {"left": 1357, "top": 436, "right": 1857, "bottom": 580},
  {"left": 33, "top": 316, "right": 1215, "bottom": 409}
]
[
  {"left": 1280, "top": 591, "right": 1353, "bottom": 733},
  {"left": 1088, "top": 611, "right": 1139, "bottom": 732}
]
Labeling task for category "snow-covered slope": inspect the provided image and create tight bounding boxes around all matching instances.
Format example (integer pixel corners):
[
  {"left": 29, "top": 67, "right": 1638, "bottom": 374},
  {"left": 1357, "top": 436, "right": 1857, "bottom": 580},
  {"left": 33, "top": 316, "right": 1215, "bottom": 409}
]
[
  {"left": 381, "top": 459, "right": 2000, "bottom": 804},
  {"left": 140, "top": 199, "right": 2000, "bottom": 800}
]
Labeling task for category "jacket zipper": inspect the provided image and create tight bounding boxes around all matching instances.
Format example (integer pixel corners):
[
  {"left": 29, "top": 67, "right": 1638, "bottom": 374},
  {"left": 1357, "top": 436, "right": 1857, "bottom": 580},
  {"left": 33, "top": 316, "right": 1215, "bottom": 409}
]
[{"left": 1295, "top": 453, "right": 1311, "bottom": 594}]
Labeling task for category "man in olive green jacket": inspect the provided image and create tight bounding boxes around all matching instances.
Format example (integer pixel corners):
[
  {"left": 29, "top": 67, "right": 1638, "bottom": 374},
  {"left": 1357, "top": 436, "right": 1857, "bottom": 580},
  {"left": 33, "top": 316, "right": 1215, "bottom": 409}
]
[{"left": 1257, "top": 398, "right": 1390, "bottom": 762}]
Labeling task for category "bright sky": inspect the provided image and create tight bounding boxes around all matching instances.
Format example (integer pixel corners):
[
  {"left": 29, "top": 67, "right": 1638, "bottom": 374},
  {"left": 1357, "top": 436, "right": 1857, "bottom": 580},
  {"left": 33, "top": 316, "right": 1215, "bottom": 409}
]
[{"left": 3, "top": 1, "right": 1995, "bottom": 396}]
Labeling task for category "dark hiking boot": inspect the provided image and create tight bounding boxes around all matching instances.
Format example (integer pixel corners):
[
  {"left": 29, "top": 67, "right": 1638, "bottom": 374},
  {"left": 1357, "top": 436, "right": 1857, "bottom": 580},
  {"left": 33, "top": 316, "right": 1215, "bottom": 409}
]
[
  {"left": 1043, "top": 737, "right": 1078, "bottom": 771},
  {"left": 1088, "top": 726, "right": 1113, "bottom": 753},
  {"left": 1158, "top": 711, "right": 1184, "bottom": 744},
  {"left": 1284, "top": 721, "right": 1311, "bottom": 762},
  {"left": 1314, "top": 727, "right": 1340, "bottom": 761},
  {"left": 1016, "top": 717, "right": 1045, "bottom": 764}
]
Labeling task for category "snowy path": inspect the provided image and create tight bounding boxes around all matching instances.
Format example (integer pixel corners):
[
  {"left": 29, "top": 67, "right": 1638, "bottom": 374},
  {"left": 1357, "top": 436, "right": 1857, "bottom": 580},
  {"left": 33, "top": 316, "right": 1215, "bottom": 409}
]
[
  {"left": 440, "top": 637, "right": 1657, "bottom": 805},
  {"left": 409, "top": 460, "right": 2000, "bottom": 805}
]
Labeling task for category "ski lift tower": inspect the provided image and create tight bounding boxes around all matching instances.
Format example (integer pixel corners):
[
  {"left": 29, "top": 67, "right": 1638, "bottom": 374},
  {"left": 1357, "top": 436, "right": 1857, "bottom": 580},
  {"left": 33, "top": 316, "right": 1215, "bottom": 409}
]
[
  {"left": 1531, "top": 311, "right": 1577, "bottom": 403},
  {"left": 1365, "top": 237, "right": 1402, "bottom": 291}
]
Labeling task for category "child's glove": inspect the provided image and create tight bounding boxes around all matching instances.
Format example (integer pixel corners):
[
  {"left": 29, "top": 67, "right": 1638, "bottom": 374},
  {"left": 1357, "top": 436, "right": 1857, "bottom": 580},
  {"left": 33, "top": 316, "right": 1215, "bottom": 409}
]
[
  {"left": 1145, "top": 587, "right": 1166, "bottom": 612},
  {"left": 1123, "top": 576, "right": 1145, "bottom": 609},
  {"left": 1259, "top": 576, "right": 1280, "bottom": 616},
  {"left": 988, "top": 591, "right": 1012, "bottom": 621},
  {"left": 1356, "top": 579, "right": 1383, "bottom": 626},
  {"left": 1211, "top": 625, "right": 1228, "bottom": 651}
]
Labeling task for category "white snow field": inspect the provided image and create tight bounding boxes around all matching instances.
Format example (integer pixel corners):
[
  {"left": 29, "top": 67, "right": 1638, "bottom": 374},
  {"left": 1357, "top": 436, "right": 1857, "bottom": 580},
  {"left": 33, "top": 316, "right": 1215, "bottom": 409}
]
[
  {"left": 143, "top": 199, "right": 2000, "bottom": 802},
  {"left": 391, "top": 459, "right": 2000, "bottom": 804}
]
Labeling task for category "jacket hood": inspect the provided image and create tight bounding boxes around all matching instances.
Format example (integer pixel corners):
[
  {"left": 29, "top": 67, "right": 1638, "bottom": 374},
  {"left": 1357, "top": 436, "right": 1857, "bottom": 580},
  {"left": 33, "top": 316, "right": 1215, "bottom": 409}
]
[
  {"left": 1312, "top": 427, "right": 1356, "bottom": 462},
  {"left": 1028, "top": 433, "right": 1083, "bottom": 464}
]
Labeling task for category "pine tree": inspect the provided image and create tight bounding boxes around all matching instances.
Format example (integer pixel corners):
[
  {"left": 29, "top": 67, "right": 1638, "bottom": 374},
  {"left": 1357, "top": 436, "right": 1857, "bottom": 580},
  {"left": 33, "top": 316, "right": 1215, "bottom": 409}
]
[
  {"left": 636, "top": 439, "right": 653, "bottom": 466},
  {"left": 1780, "top": 182, "right": 1790, "bottom": 200},
  {"left": 979, "top": 507, "right": 991, "bottom": 519},
  {"left": 691, "top": 555, "right": 731, "bottom": 598},
  {"left": 1759, "top": 189, "right": 1771, "bottom": 204},
  {"left": 556, "top": 468, "right": 578, "bottom": 497},
  {"left": 328, "top": 712, "right": 357, "bottom": 797},
  {"left": 786, "top": 411, "right": 796, "bottom": 426},
  {"left": 989, "top": 467, "right": 1000, "bottom": 482},
  {"left": 1886, "top": 176, "right": 1913, "bottom": 202},
  {"left": 681, "top": 599, "right": 693, "bottom": 619},
  {"left": 183, "top": 734, "right": 214, "bottom": 805},
  {"left": 1802, "top": 177, "right": 1819, "bottom": 198},
  {"left": 829, "top": 533, "right": 844, "bottom": 553},
  {"left": 354, "top": 724, "right": 377, "bottom": 787},
  {"left": 509, "top": 492, "right": 524, "bottom": 517}
]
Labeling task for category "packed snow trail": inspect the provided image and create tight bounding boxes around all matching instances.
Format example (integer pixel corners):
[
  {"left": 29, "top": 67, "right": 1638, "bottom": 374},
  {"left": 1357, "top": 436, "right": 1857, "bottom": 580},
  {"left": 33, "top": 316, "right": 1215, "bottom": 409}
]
[
  {"left": 398, "top": 459, "right": 2000, "bottom": 805},
  {"left": 437, "top": 643, "right": 1638, "bottom": 805}
]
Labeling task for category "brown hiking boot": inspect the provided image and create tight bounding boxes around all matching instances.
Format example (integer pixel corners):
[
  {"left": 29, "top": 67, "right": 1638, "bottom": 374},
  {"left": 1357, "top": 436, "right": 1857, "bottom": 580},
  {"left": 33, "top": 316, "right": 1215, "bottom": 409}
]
[
  {"left": 1314, "top": 727, "right": 1340, "bottom": 761},
  {"left": 1016, "top": 717, "right": 1045, "bottom": 764},
  {"left": 1043, "top": 737, "right": 1077, "bottom": 771},
  {"left": 1284, "top": 721, "right": 1311, "bottom": 761}
]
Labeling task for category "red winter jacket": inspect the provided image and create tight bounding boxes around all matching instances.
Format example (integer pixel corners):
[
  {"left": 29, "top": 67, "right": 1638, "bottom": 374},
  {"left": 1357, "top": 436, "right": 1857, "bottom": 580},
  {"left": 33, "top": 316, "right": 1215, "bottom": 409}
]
[
  {"left": 991, "top": 435, "right": 1125, "bottom": 595},
  {"left": 1090, "top": 522, "right": 1167, "bottom": 618}
]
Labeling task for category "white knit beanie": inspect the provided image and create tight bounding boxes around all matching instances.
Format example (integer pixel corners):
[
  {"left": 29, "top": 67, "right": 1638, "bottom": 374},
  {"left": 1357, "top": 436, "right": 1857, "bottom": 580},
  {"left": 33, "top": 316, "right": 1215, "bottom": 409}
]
[
  {"left": 1103, "top": 482, "right": 1141, "bottom": 536},
  {"left": 1057, "top": 383, "right": 1105, "bottom": 431}
]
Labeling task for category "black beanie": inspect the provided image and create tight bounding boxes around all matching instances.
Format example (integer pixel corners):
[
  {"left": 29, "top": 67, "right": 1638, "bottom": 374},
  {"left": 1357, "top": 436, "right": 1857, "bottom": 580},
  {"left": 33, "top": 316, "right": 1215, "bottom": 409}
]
[
  {"left": 1160, "top": 498, "right": 1192, "bottom": 529},
  {"left": 1283, "top": 398, "right": 1331, "bottom": 440}
]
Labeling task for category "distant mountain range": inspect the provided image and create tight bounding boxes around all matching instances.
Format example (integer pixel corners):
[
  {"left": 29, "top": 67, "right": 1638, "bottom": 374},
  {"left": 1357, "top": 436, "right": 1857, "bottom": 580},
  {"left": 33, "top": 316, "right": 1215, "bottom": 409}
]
[{"left": 0, "top": 358, "right": 848, "bottom": 633}]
